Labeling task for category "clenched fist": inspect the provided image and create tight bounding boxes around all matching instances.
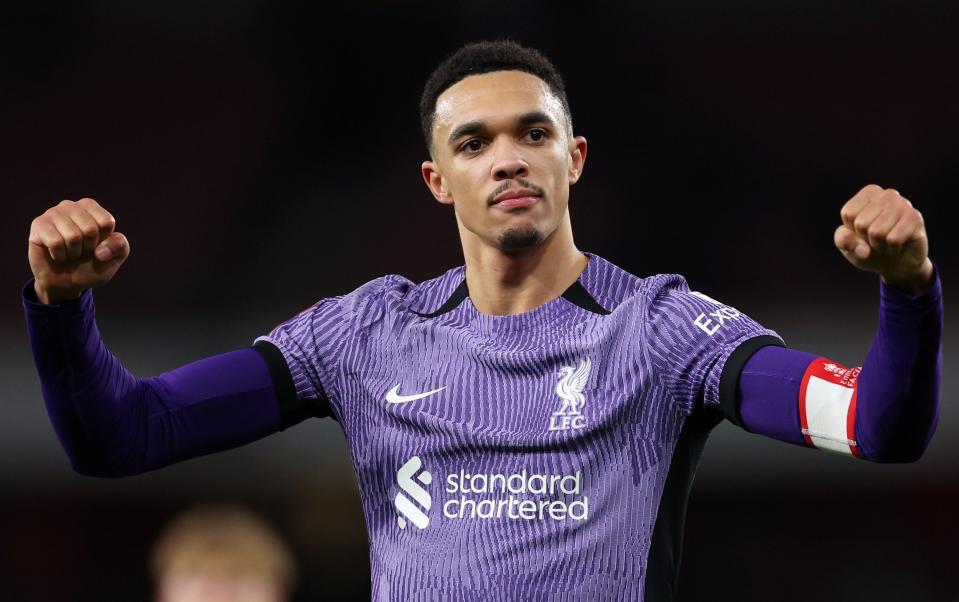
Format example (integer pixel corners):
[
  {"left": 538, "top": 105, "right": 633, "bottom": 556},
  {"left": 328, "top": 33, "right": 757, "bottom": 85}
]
[
  {"left": 834, "top": 184, "right": 934, "bottom": 296},
  {"left": 28, "top": 198, "right": 130, "bottom": 304}
]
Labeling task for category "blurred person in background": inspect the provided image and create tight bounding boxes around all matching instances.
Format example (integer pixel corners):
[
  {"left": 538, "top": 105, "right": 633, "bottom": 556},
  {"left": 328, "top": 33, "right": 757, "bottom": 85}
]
[{"left": 151, "top": 503, "right": 296, "bottom": 602}]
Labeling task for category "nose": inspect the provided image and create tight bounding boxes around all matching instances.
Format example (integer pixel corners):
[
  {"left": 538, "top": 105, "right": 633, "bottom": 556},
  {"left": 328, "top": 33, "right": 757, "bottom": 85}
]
[{"left": 490, "top": 141, "right": 529, "bottom": 181}]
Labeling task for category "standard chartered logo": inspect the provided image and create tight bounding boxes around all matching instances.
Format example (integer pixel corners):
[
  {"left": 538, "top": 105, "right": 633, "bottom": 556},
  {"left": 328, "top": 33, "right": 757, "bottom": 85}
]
[
  {"left": 394, "top": 456, "right": 433, "bottom": 529},
  {"left": 393, "top": 455, "right": 589, "bottom": 530}
]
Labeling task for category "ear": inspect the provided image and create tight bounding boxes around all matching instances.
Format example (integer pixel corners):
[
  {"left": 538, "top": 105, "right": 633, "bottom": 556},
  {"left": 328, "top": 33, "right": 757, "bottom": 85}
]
[
  {"left": 568, "top": 136, "right": 588, "bottom": 185},
  {"left": 421, "top": 160, "right": 454, "bottom": 205}
]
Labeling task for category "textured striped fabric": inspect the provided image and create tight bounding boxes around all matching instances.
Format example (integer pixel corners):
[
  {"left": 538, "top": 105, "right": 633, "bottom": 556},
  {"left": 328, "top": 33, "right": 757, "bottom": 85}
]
[{"left": 254, "top": 253, "right": 780, "bottom": 601}]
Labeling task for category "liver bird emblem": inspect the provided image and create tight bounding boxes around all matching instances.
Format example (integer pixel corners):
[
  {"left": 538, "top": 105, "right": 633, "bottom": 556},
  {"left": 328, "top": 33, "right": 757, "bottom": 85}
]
[{"left": 553, "top": 358, "right": 591, "bottom": 416}]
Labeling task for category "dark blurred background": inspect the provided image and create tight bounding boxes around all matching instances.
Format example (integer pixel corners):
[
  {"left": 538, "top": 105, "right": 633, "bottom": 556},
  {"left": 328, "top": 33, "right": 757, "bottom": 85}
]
[{"left": 3, "top": 1, "right": 956, "bottom": 600}]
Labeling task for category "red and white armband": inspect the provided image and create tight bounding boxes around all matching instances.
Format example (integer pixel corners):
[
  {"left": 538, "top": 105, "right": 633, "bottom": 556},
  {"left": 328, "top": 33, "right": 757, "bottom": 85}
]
[{"left": 798, "top": 358, "right": 862, "bottom": 458}]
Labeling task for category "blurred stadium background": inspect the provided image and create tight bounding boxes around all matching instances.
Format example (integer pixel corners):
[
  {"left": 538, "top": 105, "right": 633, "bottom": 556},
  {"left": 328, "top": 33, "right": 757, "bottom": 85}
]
[{"left": 2, "top": 1, "right": 956, "bottom": 599}]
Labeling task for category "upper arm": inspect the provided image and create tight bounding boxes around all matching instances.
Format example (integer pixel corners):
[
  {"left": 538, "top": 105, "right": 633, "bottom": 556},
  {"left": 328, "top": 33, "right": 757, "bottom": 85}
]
[
  {"left": 733, "top": 345, "right": 866, "bottom": 459},
  {"left": 648, "top": 268, "right": 942, "bottom": 464},
  {"left": 252, "top": 297, "right": 348, "bottom": 427},
  {"left": 131, "top": 347, "right": 289, "bottom": 474},
  {"left": 251, "top": 277, "right": 386, "bottom": 427},
  {"left": 644, "top": 276, "right": 785, "bottom": 413}
]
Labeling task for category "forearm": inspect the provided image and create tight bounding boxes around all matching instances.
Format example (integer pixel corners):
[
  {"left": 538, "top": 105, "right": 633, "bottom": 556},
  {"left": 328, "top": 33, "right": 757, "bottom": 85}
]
[
  {"left": 735, "top": 268, "right": 943, "bottom": 462},
  {"left": 855, "top": 270, "right": 942, "bottom": 460},
  {"left": 22, "top": 279, "right": 284, "bottom": 477}
]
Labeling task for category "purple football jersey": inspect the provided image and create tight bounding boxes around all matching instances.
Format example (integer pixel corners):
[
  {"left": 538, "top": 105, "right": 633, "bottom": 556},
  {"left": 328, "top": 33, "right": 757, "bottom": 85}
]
[{"left": 254, "top": 253, "right": 782, "bottom": 601}]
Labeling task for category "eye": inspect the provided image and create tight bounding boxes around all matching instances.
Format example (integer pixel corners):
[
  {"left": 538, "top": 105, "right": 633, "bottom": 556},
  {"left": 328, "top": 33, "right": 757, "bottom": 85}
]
[
  {"left": 526, "top": 128, "right": 548, "bottom": 142},
  {"left": 460, "top": 138, "right": 486, "bottom": 154}
]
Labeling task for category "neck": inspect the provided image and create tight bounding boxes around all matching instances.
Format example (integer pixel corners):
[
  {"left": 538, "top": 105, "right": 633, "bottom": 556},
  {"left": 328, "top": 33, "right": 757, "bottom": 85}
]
[{"left": 460, "top": 213, "right": 588, "bottom": 315}]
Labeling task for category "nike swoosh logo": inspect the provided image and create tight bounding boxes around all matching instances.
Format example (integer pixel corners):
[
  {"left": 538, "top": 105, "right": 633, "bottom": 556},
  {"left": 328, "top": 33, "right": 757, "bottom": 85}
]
[{"left": 385, "top": 384, "right": 447, "bottom": 404}]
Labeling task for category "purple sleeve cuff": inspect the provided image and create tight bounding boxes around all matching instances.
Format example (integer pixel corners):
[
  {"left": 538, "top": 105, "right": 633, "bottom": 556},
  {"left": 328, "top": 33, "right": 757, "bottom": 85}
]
[
  {"left": 733, "top": 265, "right": 942, "bottom": 462},
  {"left": 22, "top": 278, "right": 285, "bottom": 477}
]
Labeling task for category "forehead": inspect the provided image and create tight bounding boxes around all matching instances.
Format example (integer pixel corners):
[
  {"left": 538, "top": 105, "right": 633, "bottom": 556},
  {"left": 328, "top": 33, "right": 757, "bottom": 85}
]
[{"left": 433, "top": 70, "right": 565, "bottom": 138}]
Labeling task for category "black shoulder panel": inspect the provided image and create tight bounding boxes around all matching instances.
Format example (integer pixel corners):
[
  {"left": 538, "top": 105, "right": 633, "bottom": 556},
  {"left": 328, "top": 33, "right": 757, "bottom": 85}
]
[
  {"left": 414, "top": 276, "right": 610, "bottom": 318},
  {"left": 561, "top": 280, "right": 611, "bottom": 315},
  {"left": 415, "top": 279, "right": 469, "bottom": 318}
]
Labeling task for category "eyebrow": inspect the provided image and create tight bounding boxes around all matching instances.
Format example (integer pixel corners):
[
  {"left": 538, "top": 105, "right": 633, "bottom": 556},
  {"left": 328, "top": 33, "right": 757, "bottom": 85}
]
[{"left": 446, "top": 111, "right": 557, "bottom": 147}]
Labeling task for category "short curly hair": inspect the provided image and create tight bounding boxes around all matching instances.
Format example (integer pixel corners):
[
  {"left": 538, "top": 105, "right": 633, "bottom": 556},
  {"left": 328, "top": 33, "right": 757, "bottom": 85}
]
[
  {"left": 419, "top": 40, "right": 572, "bottom": 152},
  {"left": 150, "top": 504, "right": 297, "bottom": 592}
]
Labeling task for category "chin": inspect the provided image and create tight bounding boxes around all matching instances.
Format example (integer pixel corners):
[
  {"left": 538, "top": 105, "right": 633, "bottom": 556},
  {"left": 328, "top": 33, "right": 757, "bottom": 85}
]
[{"left": 496, "top": 225, "right": 543, "bottom": 252}]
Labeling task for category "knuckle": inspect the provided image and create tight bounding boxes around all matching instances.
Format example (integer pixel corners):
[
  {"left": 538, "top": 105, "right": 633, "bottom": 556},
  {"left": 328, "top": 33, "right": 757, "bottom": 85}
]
[
  {"left": 880, "top": 189, "right": 901, "bottom": 203},
  {"left": 861, "top": 183, "right": 883, "bottom": 195},
  {"left": 57, "top": 199, "right": 74, "bottom": 208}
]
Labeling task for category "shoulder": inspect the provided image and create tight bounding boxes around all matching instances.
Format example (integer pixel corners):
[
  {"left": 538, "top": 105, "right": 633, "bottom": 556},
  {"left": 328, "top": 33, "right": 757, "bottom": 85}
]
[
  {"left": 580, "top": 253, "right": 697, "bottom": 313},
  {"left": 304, "top": 265, "right": 465, "bottom": 329},
  {"left": 391, "top": 265, "right": 466, "bottom": 316},
  {"left": 582, "top": 256, "right": 760, "bottom": 340}
]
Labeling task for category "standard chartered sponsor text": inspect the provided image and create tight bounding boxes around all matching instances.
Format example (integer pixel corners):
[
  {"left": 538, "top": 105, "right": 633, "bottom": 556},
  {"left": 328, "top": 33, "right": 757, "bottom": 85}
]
[{"left": 443, "top": 468, "right": 588, "bottom": 521}]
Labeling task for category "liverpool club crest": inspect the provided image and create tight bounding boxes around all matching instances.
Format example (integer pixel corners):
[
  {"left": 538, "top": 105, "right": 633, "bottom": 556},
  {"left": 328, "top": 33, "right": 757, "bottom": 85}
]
[{"left": 549, "top": 358, "right": 591, "bottom": 431}]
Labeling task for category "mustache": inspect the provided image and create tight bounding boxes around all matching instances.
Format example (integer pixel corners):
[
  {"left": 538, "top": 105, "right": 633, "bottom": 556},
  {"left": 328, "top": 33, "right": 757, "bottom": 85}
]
[{"left": 486, "top": 178, "right": 546, "bottom": 205}]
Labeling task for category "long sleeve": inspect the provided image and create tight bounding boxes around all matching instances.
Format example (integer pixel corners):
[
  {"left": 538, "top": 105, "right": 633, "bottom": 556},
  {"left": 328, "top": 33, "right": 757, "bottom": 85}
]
[
  {"left": 731, "top": 267, "right": 942, "bottom": 462},
  {"left": 22, "top": 279, "right": 286, "bottom": 477}
]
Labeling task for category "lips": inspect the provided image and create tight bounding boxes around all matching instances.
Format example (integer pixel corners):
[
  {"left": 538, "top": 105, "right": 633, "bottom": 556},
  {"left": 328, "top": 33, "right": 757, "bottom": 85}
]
[{"left": 490, "top": 189, "right": 541, "bottom": 209}]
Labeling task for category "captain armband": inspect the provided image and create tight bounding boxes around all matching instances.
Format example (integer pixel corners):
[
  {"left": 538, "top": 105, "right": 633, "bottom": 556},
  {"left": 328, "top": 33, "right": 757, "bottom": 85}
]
[{"left": 798, "top": 358, "right": 863, "bottom": 458}]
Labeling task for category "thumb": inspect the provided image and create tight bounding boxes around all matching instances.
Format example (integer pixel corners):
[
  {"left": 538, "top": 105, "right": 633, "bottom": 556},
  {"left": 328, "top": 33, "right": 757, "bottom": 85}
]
[
  {"left": 834, "top": 224, "right": 870, "bottom": 260},
  {"left": 94, "top": 232, "right": 130, "bottom": 264}
]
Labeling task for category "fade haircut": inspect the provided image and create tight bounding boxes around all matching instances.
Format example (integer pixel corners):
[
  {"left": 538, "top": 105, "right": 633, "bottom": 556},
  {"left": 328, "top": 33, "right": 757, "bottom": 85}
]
[{"left": 419, "top": 40, "right": 573, "bottom": 153}]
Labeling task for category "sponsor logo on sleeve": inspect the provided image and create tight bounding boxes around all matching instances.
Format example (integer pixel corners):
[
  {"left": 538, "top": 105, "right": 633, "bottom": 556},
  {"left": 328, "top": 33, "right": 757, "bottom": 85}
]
[{"left": 689, "top": 291, "right": 742, "bottom": 337}]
